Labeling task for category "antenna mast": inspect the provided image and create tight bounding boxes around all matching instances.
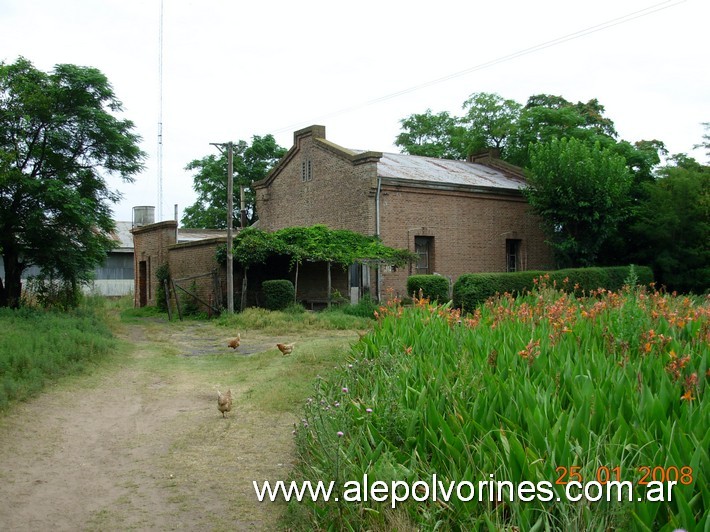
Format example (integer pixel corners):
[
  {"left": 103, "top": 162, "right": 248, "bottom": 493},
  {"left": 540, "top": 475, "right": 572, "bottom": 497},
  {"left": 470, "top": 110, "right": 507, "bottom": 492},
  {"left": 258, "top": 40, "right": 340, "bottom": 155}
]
[{"left": 157, "top": 0, "right": 164, "bottom": 221}]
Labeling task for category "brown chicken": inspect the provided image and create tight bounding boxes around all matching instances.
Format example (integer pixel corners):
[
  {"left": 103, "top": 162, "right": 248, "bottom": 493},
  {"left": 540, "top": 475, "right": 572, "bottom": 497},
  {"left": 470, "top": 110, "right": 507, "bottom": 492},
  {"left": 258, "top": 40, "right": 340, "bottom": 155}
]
[
  {"left": 227, "top": 333, "right": 241, "bottom": 350},
  {"left": 217, "top": 389, "right": 233, "bottom": 418},
  {"left": 276, "top": 342, "right": 295, "bottom": 356}
]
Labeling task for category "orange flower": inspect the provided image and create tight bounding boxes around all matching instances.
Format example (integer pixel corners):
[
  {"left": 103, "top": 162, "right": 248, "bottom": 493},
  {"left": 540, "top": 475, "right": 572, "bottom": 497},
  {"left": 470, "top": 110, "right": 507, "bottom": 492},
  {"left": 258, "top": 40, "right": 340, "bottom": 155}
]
[{"left": 681, "top": 389, "right": 695, "bottom": 402}]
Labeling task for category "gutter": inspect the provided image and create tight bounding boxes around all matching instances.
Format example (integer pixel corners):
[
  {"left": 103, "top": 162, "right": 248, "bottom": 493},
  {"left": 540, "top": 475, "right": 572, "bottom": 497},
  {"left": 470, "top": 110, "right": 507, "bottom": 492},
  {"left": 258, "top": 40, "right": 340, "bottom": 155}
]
[{"left": 375, "top": 173, "right": 382, "bottom": 302}]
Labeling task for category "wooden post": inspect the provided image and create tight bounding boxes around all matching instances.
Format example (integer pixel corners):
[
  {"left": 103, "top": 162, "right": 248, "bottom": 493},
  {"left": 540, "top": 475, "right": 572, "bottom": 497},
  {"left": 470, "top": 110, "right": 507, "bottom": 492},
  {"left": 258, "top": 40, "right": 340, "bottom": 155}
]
[
  {"left": 172, "top": 279, "right": 183, "bottom": 321},
  {"left": 163, "top": 279, "right": 172, "bottom": 321},
  {"left": 294, "top": 260, "right": 299, "bottom": 304},
  {"left": 240, "top": 266, "right": 248, "bottom": 312},
  {"left": 327, "top": 261, "right": 332, "bottom": 308},
  {"left": 226, "top": 142, "right": 234, "bottom": 314}
]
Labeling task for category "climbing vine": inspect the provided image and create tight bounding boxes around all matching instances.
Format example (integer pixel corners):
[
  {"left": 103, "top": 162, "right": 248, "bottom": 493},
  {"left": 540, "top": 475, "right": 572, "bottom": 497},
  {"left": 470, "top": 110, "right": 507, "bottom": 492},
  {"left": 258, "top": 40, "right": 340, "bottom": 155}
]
[{"left": 216, "top": 225, "right": 415, "bottom": 267}]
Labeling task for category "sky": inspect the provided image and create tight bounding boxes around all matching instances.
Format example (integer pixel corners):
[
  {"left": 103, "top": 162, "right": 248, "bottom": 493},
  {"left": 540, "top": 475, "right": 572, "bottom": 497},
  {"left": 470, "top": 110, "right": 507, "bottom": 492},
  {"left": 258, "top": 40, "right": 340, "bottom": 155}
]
[{"left": 2, "top": 0, "right": 708, "bottom": 224}]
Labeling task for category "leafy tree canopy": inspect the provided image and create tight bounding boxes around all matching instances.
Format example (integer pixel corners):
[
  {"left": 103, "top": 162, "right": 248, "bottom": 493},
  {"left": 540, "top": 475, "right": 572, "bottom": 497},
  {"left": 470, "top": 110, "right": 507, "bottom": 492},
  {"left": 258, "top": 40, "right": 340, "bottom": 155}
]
[
  {"left": 218, "top": 225, "right": 415, "bottom": 268},
  {"left": 630, "top": 152, "right": 710, "bottom": 293},
  {"left": 394, "top": 109, "right": 465, "bottom": 159},
  {"left": 0, "top": 57, "right": 145, "bottom": 308},
  {"left": 524, "top": 138, "right": 632, "bottom": 268},
  {"left": 181, "top": 135, "right": 286, "bottom": 229},
  {"left": 459, "top": 92, "right": 522, "bottom": 158},
  {"left": 394, "top": 92, "right": 664, "bottom": 183}
]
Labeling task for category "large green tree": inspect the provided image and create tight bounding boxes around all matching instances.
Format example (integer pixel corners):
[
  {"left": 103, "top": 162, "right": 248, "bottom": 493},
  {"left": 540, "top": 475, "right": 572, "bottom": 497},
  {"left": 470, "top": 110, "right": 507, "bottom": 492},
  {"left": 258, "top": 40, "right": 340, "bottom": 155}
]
[
  {"left": 181, "top": 135, "right": 286, "bottom": 228},
  {"left": 630, "top": 153, "right": 709, "bottom": 293},
  {"left": 507, "top": 94, "right": 619, "bottom": 167},
  {"left": 0, "top": 58, "right": 145, "bottom": 308},
  {"left": 459, "top": 92, "right": 522, "bottom": 158},
  {"left": 524, "top": 138, "right": 633, "bottom": 268},
  {"left": 394, "top": 109, "right": 465, "bottom": 159}
]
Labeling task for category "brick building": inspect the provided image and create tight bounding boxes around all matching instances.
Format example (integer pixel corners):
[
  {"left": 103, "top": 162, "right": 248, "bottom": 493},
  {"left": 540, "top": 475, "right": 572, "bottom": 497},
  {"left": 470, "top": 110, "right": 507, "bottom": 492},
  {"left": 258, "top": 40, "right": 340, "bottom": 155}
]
[
  {"left": 131, "top": 220, "right": 227, "bottom": 310},
  {"left": 253, "top": 125, "right": 553, "bottom": 299},
  {"left": 131, "top": 124, "right": 554, "bottom": 309}
]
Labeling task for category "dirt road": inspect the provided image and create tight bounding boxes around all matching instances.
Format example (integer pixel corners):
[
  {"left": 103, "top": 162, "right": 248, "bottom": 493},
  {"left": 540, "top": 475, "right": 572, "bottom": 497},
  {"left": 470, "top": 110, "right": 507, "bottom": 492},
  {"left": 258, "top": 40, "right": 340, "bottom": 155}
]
[{"left": 0, "top": 318, "right": 334, "bottom": 531}]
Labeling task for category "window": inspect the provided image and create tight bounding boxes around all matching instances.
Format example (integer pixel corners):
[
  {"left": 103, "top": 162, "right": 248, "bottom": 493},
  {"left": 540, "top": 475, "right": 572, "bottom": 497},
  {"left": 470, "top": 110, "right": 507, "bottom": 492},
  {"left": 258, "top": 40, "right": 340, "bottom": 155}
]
[
  {"left": 415, "top": 236, "right": 434, "bottom": 274},
  {"left": 301, "top": 158, "right": 312, "bottom": 181},
  {"left": 506, "top": 239, "right": 521, "bottom": 272}
]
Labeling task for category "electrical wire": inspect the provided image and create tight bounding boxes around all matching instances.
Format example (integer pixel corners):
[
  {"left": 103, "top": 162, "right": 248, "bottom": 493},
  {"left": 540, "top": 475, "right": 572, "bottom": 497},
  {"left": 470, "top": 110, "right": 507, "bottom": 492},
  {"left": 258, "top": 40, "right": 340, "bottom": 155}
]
[{"left": 268, "top": 0, "right": 686, "bottom": 135}]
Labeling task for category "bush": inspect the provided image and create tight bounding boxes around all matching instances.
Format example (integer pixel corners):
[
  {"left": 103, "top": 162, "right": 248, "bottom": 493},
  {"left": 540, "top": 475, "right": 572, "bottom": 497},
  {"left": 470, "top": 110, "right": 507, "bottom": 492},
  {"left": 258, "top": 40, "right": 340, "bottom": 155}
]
[
  {"left": 453, "top": 265, "right": 654, "bottom": 310},
  {"left": 406, "top": 274, "right": 450, "bottom": 302},
  {"left": 261, "top": 279, "right": 295, "bottom": 311},
  {"left": 341, "top": 295, "right": 378, "bottom": 318},
  {"left": 24, "top": 273, "right": 82, "bottom": 310}
]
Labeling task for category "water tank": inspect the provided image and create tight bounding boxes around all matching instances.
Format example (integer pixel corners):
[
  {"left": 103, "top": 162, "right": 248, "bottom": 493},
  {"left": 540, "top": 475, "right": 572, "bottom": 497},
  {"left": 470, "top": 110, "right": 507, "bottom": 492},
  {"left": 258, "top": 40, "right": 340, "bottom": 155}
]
[{"left": 132, "top": 206, "right": 156, "bottom": 228}]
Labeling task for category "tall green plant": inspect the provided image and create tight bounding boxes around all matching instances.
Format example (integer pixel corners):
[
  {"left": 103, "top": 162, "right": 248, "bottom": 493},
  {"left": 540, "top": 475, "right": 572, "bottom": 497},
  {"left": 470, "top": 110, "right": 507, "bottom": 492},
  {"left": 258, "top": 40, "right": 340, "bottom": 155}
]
[
  {"left": 524, "top": 138, "right": 633, "bottom": 267},
  {"left": 290, "top": 287, "right": 709, "bottom": 530}
]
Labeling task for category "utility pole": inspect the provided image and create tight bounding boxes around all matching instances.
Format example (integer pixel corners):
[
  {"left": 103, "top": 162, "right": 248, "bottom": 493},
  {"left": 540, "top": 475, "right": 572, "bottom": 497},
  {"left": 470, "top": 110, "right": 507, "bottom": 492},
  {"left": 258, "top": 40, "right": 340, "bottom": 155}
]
[{"left": 211, "top": 141, "right": 234, "bottom": 313}]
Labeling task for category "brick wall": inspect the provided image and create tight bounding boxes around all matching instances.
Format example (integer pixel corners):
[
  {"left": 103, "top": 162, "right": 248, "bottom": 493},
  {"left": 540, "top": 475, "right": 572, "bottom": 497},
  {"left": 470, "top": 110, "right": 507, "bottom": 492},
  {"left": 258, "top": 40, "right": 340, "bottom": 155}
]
[
  {"left": 168, "top": 237, "right": 227, "bottom": 313},
  {"left": 255, "top": 125, "right": 378, "bottom": 235},
  {"left": 377, "top": 184, "right": 554, "bottom": 297},
  {"left": 131, "top": 221, "right": 177, "bottom": 307}
]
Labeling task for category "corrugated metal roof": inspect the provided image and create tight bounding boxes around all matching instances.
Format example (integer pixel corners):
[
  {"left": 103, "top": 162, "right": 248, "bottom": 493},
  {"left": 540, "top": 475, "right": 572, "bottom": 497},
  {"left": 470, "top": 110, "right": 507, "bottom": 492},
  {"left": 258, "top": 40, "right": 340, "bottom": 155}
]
[
  {"left": 177, "top": 229, "right": 227, "bottom": 243},
  {"left": 377, "top": 152, "right": 526, "bottom": 190},
  {"left": 111, "top": 221, "right": 134, "bottom": 251}
]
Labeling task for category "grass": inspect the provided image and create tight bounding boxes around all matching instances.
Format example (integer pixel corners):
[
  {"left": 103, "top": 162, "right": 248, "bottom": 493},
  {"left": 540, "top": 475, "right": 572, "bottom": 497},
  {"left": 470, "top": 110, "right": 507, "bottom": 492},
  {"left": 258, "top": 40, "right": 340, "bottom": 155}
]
[
  {"left": 0, "top": 297, "right": 119, "bottom": 409},
  {"left": 217, "top": 306, "right": 372, "bottom": 334},
  {"left": 287, "top": 285, "right": 709, "bottom": 531}
]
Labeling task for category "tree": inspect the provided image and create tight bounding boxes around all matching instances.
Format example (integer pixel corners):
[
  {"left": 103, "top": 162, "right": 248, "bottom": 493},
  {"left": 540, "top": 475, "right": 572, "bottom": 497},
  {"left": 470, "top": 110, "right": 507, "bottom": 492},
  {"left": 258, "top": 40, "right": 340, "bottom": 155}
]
[
  {"left": 524, "top": 138, "right": 632, "bottom": 268},
  {"left": 0, "top": 58, "right": 145, "bottom": 308},
  {"left": 181, "top": 135, "right": 286, "bottom": 228},
  {"left": 459, "top": 92, "right": 522, "bottom": 158},
  {"left": 507, "top": 94, "right": 618, "bottom": 167},
  {"left": 394, "top": 109, "right": 466, "bottom": 159},
  {"left": 694, "top": 122, "right": 710, "bottom": 161},
  {"left": 630, "top": 154, "right": 709, "bottom": 293}
]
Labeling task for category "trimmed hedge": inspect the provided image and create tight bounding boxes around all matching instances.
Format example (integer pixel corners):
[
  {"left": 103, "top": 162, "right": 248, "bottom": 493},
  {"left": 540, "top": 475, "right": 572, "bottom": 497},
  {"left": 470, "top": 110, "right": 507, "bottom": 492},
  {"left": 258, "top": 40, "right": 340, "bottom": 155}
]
[
  {"left": 261, "top": 279, "right": 295, "bottom": 311},
  {"left": 453, "top": 265, "right": 653, "bottom": 311},
  {"left": 406, "top": 274, "right": 450, "bottom": 302}
]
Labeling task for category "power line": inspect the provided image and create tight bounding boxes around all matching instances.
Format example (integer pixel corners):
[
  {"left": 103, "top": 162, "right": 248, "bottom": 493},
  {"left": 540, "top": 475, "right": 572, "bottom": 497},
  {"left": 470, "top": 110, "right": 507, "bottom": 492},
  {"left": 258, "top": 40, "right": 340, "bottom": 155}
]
[{"left": 269, "top": 0, "right": 686, "bottom": 135}]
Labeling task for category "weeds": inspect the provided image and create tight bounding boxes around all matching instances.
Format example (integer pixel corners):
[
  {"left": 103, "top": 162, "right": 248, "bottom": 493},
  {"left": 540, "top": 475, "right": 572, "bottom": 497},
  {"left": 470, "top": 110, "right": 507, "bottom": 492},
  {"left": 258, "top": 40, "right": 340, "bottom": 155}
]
[{"left": 0, "top": 297, "right": 117, "bottom": 409}]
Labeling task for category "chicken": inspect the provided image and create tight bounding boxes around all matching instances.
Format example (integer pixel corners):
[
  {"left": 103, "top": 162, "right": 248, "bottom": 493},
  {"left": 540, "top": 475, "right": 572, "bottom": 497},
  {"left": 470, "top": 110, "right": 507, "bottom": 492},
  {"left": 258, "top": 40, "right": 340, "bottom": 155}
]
[
  {"left": 217, "top": 389, "right": 233, "bottom": 418},
  {"left": 227, "top": 333, "right": 241, "bottom": 350},
  {"left": 276, "top": 342, "right": 295, "bottom": 356}
]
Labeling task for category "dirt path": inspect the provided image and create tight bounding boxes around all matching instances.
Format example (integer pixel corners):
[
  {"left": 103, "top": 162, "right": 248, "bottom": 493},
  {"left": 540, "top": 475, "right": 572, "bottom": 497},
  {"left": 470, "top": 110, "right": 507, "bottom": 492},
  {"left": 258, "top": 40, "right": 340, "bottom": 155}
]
[{"left": 0, "top": 318, "right": 332, "bottom": 531}]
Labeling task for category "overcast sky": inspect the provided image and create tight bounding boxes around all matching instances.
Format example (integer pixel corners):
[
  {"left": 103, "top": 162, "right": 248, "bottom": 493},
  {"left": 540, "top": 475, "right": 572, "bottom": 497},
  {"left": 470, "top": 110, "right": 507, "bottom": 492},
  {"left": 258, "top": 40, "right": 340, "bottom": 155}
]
[{"left": 2, "top": 0, "right": 708, "bottom": 223}]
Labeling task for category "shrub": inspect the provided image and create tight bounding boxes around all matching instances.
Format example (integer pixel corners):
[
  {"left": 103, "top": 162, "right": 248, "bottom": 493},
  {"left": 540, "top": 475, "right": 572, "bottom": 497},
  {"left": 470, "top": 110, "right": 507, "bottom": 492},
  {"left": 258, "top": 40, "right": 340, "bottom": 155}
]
[
  {"left": 453, "top": 265, "right": 653, "bottom": 310},
  {"left": 24, "top": 273, "right": 82, "bottom": 310},
  {"left": 341, "top": 295, "right": 378, "bottom": 318},
  {"left": 406, "top": 274, "right": 450, "bottom": 302},
  {"left": 262, "top": 279, "right": 295, "bottom": 311}
]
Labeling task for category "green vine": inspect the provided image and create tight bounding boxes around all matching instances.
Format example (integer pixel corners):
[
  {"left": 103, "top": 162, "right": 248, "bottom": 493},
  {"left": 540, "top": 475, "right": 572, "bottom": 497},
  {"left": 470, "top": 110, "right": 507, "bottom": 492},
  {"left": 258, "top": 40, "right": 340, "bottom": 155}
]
[{"left": 216, "top": 225, "right": 415, "bottom": 268}]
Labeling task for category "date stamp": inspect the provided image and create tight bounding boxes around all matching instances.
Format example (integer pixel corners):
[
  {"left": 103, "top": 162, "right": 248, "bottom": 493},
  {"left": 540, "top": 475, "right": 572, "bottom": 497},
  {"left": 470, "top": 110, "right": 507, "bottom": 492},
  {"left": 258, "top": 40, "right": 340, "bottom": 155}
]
[{"left": 555, "top": 465, "right": 694, "bottom": 486}]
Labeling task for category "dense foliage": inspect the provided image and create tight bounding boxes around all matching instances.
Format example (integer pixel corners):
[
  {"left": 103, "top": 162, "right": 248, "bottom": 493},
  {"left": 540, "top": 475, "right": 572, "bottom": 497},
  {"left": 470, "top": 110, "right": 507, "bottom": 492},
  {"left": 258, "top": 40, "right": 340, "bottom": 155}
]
[
  {"left": 0, "top": 303, "right": 116, "bottom": 408},
  {"left": 218, "top": 225, "right": 415, "bottom": 268},
  {"left": 289, "top": 284, "right": 709, "bottom": 530},
  {"left": 524, "top": 138, "right": 633, "bottom": 267},
  {"left": 629, "top": 155, "right": 710, "bottom": 294},
  {"left": 262, "top": 279, "right": 295, "bottom": 311},
  {"left": 181, "top": 135, "right": 286, "bottom": 228},
  {"left": 406, "top": 274, "right": 450, "bottom": 302},
  {"left": 396, "top": 93, "right": 708, "bottom": 291},
  {"left": 0, "top": 57, "right": 145, "bottom": 308},
  {"left": 453, "top": 265, "right": 653, "bottom": 311}
]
